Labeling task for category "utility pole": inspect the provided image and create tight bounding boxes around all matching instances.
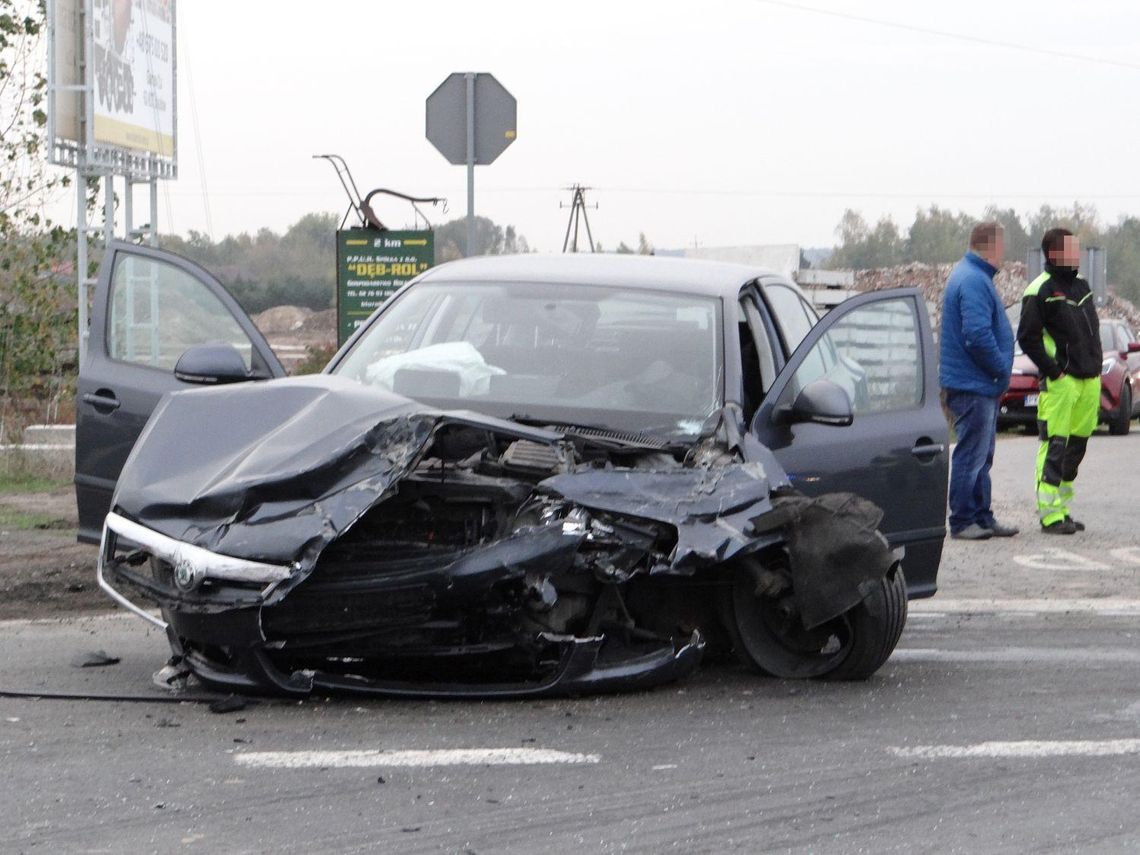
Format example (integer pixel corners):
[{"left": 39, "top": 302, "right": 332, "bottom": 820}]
[{"left": 561, "top": 184, "right": 597, "bottom": 253}]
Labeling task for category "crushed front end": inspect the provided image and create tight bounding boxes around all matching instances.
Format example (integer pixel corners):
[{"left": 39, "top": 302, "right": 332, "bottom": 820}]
[{"left": 99, "top": 376, "right": 899, "bottom": 697}]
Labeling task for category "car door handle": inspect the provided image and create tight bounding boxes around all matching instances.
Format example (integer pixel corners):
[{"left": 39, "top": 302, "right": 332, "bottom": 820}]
[
  {"left": 912, "top": 440, "right": 945, "bottom": 459},
  {"left": 82, "top": 391, "right": 121, "bottom": 413}
]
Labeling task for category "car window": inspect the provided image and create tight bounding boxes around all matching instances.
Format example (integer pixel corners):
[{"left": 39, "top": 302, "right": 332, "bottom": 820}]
[
  {"left": 1116, "top": 324, "right": 1132, "bottom": 351},
  {"left": 764, "top": 284, "right": 815, "bottom": 353},
  {"left": 739, "top": 293, "right": 777, "bottom": 417},
  {"left": 334, "top": 281, "right": 723, "bottom": 437},
  {"left": 787, "top": 297, "right": 922, "bottom": 414},
  {"left": 108, "top": 254, "right": 253, "bottom": 371},
  {"left": 1100, "top": 323, "right": 1116, "bottom": 353}
]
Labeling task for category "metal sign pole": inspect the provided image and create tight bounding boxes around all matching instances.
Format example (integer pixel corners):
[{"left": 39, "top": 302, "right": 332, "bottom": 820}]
[{"left": 465, "top": 72, "right": 475, "bottom": 257}]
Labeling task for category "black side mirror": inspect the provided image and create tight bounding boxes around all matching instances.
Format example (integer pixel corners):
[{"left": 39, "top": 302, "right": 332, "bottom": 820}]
[
  {"left": 174, "top": 344, "right": 251, "bottom": 385},
  {"left": 774, "top": 379, "right": 854, "bottom": 427}
]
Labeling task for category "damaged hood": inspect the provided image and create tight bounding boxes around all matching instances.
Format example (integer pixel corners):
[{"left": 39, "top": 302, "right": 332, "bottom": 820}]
[
  {"left": 112, "top": 375, "right": 561, "bottom": 567},
  {"left": 112, "top": 374, "right": 785, "bottom": 577}
]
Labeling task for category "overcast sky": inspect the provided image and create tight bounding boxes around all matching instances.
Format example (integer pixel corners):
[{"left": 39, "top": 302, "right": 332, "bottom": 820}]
[{"left": 60, "top": 0, "right": 1140, "bottom": 252}]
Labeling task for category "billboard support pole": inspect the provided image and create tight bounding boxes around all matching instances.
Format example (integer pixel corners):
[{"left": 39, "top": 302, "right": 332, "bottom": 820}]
[
  {"left": 465, "top": 72, "right": 475, "bottom": 257},
  {"left": 149, "top": 178, "right": 159, "bottom": 246},
  {"left": 124, "top": 176, "right": 133, "bottom": 237},
  {"left": 103, "top": 175, "right": 114, "bottom": 246},
  {"left": 76, "top": 170, "right": 88, "bottom": 362}
]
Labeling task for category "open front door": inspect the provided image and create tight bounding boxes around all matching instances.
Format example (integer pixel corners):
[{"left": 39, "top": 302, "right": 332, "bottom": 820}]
[
  {"left": 75, "top": 242, "right": 286, "bottom": 543},
  {"left": 752, "top": 288, "right": 948, "bottom": 598}
]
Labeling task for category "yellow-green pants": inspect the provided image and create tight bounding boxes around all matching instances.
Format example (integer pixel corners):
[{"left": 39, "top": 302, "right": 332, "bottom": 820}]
[{"left": 1035, "top": 374, "right": 1100, "bottom": 526}]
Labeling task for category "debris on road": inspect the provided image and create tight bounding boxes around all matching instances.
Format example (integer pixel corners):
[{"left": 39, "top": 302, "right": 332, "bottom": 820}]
[{"left": 73, "top": 649, "right": 120, "bottom": 668}]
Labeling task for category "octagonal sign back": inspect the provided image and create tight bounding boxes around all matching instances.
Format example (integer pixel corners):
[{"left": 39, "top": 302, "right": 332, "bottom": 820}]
[{"left": 426, "top": 72, "right": 517, "bottom": 166}]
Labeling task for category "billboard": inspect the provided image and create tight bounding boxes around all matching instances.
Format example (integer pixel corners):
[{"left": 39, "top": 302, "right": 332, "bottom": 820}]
[
  {"left": 91, "top": 0, "right": 175, "bottom": 157},
  {"left": 51, "top": 0, "right": 84, "bottom": 145},
  {"left": 336, "top": 230, "right": 434, "bottom": 345},
  {"left": 48, "top": 0, "right": 177, "bottom": 176}
]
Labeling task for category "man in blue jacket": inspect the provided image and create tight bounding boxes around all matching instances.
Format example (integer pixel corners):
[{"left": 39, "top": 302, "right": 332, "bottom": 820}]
[{"left": 939, "top": 222, "right": 1018, "bottom": 540}]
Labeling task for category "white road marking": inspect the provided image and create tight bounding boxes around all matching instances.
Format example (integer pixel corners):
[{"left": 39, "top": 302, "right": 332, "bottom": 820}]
[
  {"left": 910, "top": 598, "right": 1140, "bottom": 615},
  {"left": 1012, "top": 549, "right": 1110, "bottom": 571},
  {"left": 652, "top": 764, "right": 678, "bottom": 770},
  {"left": 1110, "top": 547, "right": 1140, "bottom": 566},
  {"left": 891, "top": 740, "right": 1140, "bottom": 760},
  {"left": 234, "top": 748, "right": 600, "bottom": 769},
  {"left": 893, "top": 647, "right": 1140, "bottom": 664}
]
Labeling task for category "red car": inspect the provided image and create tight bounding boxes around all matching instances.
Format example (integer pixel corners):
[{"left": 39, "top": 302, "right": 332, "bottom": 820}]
[{"left": 999, "top": 315, "right": 1140, "bottom": 435}]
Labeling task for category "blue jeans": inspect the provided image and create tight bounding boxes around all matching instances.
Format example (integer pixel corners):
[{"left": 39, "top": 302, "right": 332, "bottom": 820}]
[{"left": 945, "top": 390, "right": 999, "bottom": 533}]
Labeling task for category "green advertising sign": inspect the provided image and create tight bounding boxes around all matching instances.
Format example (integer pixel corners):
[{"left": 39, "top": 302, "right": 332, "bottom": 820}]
[{"left": 336, "top": 229, "right": 434, "bottom": 345}]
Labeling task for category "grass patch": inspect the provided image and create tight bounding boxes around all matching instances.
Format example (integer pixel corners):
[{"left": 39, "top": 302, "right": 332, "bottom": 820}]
[
  {"left": 0, "top": 509, "right": 71, "bottom": 530},
  {"left": 0, "top": 472, "right": 71, "bottom": 494}
]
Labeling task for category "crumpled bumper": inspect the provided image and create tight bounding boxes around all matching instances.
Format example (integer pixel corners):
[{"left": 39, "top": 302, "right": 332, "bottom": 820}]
[{"left": 97, "top": 512, "right": 705, "bottom": 698}]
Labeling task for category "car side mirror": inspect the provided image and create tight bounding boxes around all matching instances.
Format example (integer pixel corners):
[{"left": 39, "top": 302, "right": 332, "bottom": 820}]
[
  {"left": 174, "top": 344, "right": 251, "bottom": 385},
  {"left": 1126, "top": 342, "right": 1140, "bottom": 354},
  {"left": 774, "top": 379, "right": 854, "bottom": 427}
]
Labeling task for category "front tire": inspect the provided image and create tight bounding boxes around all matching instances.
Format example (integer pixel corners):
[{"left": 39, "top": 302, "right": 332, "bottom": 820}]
[
  {"left": 1108, "top": 384, "right": 1132, "bottom": 436},
  {"left": 821, "top": 565, "right": 908, "bottom": 681},
  {"left": 724, "top": 563, "right": 907, "bottom": 681}
]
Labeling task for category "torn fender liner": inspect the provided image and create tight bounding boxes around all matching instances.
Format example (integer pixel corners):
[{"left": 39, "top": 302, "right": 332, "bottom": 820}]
[
  {"left": 111, "top": 374, "right": 564, "bottom": 587},
  {"left": 539, "top": 463, "right": 779, "bottom": 571},
  {"left": 752, "top": 492, "right": 896, "bottom": 629}
]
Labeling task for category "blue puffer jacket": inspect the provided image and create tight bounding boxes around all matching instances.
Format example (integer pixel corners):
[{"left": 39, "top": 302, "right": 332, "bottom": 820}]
[{"left": 939, "top": 252, "right": 1014, "bottom": 396}]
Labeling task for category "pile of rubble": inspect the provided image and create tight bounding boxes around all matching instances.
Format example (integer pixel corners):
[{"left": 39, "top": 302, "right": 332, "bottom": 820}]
[
  {"left": 252, "top": 306, "right": 337, "bottom": 373},
  {"left": 852, "top": 261, "right": 1140, "bottom": 332}
]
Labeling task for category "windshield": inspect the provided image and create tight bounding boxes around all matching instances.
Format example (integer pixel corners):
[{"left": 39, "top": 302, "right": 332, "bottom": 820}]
[{"left": 333, "top": 280, "right": 723, "bottom": 437}]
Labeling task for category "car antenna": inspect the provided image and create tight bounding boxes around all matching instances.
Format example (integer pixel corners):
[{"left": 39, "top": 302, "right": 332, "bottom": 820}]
[{"left": 314, "top": 154, "right": 448, "bottom": 231}]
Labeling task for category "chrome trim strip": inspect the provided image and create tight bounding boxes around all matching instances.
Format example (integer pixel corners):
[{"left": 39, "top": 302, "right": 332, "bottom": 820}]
[
  {"left": 97, "top": 521, "right": 168, "bottom": 630},
  {"left": 104, "top": 512, "right": 293, "bottom": 585}
]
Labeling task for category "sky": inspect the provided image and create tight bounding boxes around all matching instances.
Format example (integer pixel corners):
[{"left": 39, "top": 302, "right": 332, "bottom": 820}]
[{"left": 51, "top": 0, "right": 1140, "bottom": 253}]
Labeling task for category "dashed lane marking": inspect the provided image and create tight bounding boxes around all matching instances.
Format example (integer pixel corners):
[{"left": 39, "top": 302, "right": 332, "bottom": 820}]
[
  {"left": 890, "top": 740, "right": 1140, "bottom": 760},
  {"left": 910, "top": 598, "right": 1140, "bottom": 615},
  {"left": 233, "top": 748, "right": 601, "bottom": 769},
  {"left": 1007, "top": 546, "right": 1140, "bottom": 570},
  {"left": 892, "top": 647, "right": 1140, "bottom": 664}
]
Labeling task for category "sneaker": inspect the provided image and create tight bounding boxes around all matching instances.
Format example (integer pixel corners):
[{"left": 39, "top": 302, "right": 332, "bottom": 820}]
[
  {"left": 985, "top": 521, "right": 1020, "bottom": 537},
  {"left": 1041, "top": 518, "right": 1077, "bottom": 535},
  {"left": 951, "top": 523, "right": 994, "bottom": 540},
  {"left": 1065, "top": 517, "right": 1086, "bottom": 532}
]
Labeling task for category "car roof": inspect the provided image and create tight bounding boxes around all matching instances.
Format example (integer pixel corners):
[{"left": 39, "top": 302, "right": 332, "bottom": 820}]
[{"left": 415, "top": 252, "right": 787, "bottom": 299}]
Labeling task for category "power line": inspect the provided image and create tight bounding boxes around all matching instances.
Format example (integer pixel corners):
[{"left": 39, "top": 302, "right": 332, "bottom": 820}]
[
  {"left": 750, "top": 0, "right": 1140, "bottom": 73},
  {"left": 158, "top": 188, "right": 1140, "bottom": 201}
]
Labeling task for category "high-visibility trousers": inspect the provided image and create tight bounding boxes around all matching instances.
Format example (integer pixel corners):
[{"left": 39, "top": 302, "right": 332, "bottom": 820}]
[{"left": 1035, "top": 374, "right": 1100, "bottom": 526}]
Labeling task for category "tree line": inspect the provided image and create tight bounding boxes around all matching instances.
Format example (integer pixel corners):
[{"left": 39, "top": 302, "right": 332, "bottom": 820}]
[
  {"left": 828, "top": 204, "right": 1140, "bottom": 305},
  {"left": 160, "top": 214, "right": 534, "bottom": 314}
]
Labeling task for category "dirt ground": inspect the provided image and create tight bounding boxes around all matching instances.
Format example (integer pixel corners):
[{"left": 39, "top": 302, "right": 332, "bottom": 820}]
[{"left": 0, "top": 488, "right": 105, "bottom": 620}]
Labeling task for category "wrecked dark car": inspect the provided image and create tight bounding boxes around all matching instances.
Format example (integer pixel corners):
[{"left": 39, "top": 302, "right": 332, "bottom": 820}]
[{"left": 79, "top": 248, "right": 948, "bottom": 697}]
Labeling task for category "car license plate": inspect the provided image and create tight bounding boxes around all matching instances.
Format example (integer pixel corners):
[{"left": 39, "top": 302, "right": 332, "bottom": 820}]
[{"left": 1024, "top": 394, "right": 1038, "bottom": 407}]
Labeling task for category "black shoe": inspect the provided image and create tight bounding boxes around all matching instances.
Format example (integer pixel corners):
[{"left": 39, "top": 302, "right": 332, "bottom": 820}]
[
  {"left": 985, "top": 521, "right": 1020, "bottom": 537},
  {"left": 1042, "top": 518, "right": 1077, "bottom": 535},
  {"left": 1065, "top": 517, "right": 1086, "bottom": 532}
]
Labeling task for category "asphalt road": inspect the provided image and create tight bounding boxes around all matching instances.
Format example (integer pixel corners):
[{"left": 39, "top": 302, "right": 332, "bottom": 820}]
[{"left": 2, "top": 431, "right": 1139, "bottom": 853}]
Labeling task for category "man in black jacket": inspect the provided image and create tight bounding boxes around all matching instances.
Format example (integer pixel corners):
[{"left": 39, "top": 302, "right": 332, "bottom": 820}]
[{"left": 1017, "top": 228, "right": 1102, "bottom": 534}]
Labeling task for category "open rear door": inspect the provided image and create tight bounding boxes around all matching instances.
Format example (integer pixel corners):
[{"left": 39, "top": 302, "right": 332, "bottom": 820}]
[{"left": 75, "top": 242, "right": 286, "bottom": 543}]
